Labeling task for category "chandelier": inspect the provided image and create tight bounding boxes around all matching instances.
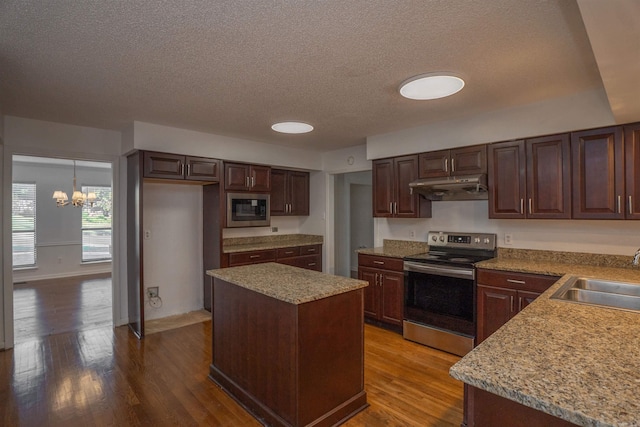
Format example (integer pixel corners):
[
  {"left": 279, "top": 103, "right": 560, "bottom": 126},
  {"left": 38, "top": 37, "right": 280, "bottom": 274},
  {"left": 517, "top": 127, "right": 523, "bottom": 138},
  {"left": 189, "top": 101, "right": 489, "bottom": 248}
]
[{"left": 52, "top": 160, "right": 97, "bottom": 207}]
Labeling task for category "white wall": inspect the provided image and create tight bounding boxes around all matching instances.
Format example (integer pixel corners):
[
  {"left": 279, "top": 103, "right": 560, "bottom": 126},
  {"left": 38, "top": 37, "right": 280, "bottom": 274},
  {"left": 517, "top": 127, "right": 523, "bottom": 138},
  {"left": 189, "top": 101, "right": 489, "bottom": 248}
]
[
  {"left": 133, "top": 121, "right": 323, "bottom": 170},
  {"left": 375, "top": 201, "right": 640, "bottom": 256},
  {"left": 12, "top": 161, "right": 112, "bottom": 282},
  {"left": 367, "top": 88, "right": 615, "bottom": 159},
  {"left": 142, "top": 183, "right": 203, "bottom": 320}
]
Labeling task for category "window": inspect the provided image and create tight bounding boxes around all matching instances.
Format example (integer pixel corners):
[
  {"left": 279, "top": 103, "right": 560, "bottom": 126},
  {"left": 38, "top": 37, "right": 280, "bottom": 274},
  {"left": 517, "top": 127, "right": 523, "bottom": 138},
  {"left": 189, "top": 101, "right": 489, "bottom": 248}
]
[
  {"left": 81, "top": 185, "right": 112, "bottom": 262},
  {"left": 12, "top": 182, "right": 37, "bottom": 268}
]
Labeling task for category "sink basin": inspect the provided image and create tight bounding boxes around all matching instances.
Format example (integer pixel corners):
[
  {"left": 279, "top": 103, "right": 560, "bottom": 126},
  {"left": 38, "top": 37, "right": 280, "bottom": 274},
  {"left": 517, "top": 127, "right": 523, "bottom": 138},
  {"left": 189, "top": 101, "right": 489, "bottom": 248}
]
[{"left": 551, "top": 277, "right": 640, "bottom": 313}]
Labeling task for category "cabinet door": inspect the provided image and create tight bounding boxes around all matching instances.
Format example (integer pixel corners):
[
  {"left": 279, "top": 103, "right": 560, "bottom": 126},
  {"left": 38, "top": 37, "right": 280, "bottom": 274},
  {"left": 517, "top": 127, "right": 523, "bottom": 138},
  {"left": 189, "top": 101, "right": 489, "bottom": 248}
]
[
  {"left": 394, "top": 155, "right": 419, "bottom": 218},
  {"left": 571, "top": 126, "right": 624, "bottom": 219},
  {"left": 517, "top": 290, "right": 541, "bottom": 312},
  {"left": 288, "top": 171, "right": 309, "bottom": 215},
  {"left": 450, "top": 145, "right": 487, "bottom": 176},
  {"left": 143, "top": 151, "right": 185, "bottom": 179},
  {"left": 270, "top": 169, "right": 288, "bottom": 215},
  {"left": 185, "top": 156, "right": 220, "bottom": 182},
  {"left": 488, "top": 140, "right": 526, "bottom": 218},
  {"left": 418, "top": 150, "right": 450, "bottom": 178},
  {"left": 372, "top": 159, "right": 394, "bottom": 217},
  {"left": 250, "top": 165, "right": 271, "bottom": 192},
  {"left": 359, "top": 267, "right": 379, "bottom": 319},
  {"left": 624, "top": 123, "right": 640, "bottom": 219},
  {"left": 526, "top": 134, "right": 571, "bottom": 219},
  {"left": 380, "top": 270, "right": 404, "bottom": 326},
  {"left": 224, "top": 163, "right": 250, "bottom": 191},
  {"left": 477, "top": 285, "right": 516, "bottom": 344}
]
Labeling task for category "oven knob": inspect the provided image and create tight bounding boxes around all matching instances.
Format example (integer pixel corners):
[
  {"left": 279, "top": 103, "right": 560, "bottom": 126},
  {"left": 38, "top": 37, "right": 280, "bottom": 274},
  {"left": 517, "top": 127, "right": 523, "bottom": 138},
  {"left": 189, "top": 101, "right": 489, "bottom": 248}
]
[
  {"left": 484, "top": 238, "right": 490, "bottom": 244},
  {"left": 439, "top": 235, "right": 445, "bottom": 242},
  {"left": 474, "top": 237, "right": 480, "bottom": 243},
  {"left": 431, "top": 235, "right": 438, "bottom": 242}
]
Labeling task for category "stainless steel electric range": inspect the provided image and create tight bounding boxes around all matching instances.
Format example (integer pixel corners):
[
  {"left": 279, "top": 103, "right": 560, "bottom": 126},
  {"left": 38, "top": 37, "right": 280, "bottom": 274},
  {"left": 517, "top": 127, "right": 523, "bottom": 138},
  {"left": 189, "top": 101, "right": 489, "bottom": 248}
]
[{"left": 403, "top": 231, "right": 497, "bottom": 356}]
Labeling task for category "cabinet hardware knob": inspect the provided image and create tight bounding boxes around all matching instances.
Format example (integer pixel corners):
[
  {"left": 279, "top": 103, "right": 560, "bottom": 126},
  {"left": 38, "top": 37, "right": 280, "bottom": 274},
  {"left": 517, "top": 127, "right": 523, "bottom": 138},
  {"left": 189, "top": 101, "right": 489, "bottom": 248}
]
[
  {"left": 245, "top": 176, "right": 249, "bottom": 188},
  {"left": 251, "top": 176, "right": 255, "bottom": 187},
  {"left": 444, "top": 158, "right": 448, "bottom": 172},
  {"left": 389, "top": 202, "right": 393, "bottom": 214},
  {"left": 510, "top": 295, "right": 515, "bottom": 312},
  {"left": 451, "top": 158, "right": 455, "bottom": 172},
  {"left": 379, "top": 273, "right": 383, "bottom": 285},
  {"left": 630, "top": 196, "right": 634, "bottom": 215},
  {"left": 507, "top": 279, "right": 526, "bottom": 284},
  {"left": 528, "top": 198, "right": 532, "bottom": 215},
  {"left": 180, "top": 163, "right": 185, "bottom": 176},
  {"left": 518, "top": 297, "right": 523, "bottom": 312},
  {"left": 520, "top": 199, "right": 524, "bottom": 214},
  {"left": 187, "top": 164, "right": 191, "bottom": 176},
  {"left": 617, "top": 195, "right": 622, "bottom": 214}
]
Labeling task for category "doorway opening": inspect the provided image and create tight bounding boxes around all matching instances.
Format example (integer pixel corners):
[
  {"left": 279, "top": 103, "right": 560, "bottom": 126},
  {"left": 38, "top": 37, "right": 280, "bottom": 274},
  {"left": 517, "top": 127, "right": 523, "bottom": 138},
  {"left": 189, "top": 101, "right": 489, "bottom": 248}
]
[
  {"left": 11, "top": 155, "right": 113, "bottom": 343},
  {"left": 333, "top": 171, "right": 373, "bottom": 279}
]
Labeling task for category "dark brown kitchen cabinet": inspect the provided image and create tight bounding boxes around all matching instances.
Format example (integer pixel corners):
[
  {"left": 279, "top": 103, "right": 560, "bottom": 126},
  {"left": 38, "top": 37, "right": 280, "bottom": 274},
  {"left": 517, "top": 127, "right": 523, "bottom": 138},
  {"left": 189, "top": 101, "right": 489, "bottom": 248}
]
[
  {"left": 476, "top": 269, "right": 559, "bottom": 344},
  {"left": 373, "top": 155, "right": 431, "bottom": 218},
  {"left": 418, "top": 145, "right": 487, "bottom": 178},
  {"left": 571, "top": 126, "right": 624, "bottom": 219},
  {"left": 143, "top": 151, "right": 220, "bottom": 182},
  {"left": 271, "top": 169, "right": 309, "bottom": 216},
  {"left": 624, "top": 123, "right": 640, "bottom": 219},
  {"left": 489, "top": 134, "right": 571, "bottom": 219},
  {"left": 227, "top": 244, "right": 322, "bottom": 272},
  {"left": 358, "top": 254, "right": 404, "bottom": 330},
  {"left": 224, "top": 162, "right": 271, "bottom": 192}
]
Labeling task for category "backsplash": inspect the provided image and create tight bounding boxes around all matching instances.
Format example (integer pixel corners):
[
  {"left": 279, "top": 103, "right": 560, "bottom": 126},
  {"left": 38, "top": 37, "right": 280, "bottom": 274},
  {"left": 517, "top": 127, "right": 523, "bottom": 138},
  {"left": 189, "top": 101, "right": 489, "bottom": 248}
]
[{"left": 497, "top": 248, "right": 637, "bottom": 269}]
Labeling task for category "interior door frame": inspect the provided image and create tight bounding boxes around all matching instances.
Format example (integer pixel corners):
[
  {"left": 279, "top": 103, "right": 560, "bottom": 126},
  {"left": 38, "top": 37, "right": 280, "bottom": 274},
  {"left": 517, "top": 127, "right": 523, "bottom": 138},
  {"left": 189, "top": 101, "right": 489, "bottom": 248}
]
[{"left": 2, "top": 146, "right": 122, "bottom": 349}]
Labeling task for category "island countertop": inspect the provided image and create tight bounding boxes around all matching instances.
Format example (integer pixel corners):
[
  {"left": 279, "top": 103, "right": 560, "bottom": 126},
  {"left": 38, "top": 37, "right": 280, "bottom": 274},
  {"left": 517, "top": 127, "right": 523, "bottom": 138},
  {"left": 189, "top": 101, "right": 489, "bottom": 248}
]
[
  {"left": 207, "top": 262, "right": 368, "bottom": 305},
  {"left": 450, "top": 267, "right": 640, "bottom": 427}
]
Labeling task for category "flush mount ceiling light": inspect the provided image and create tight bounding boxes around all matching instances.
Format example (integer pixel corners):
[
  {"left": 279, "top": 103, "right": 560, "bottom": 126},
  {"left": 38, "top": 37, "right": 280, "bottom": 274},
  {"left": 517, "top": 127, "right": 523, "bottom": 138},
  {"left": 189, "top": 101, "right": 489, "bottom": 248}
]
[
  {"left": 399, "top": 74, "right": 465, "bottom": 100},
  {"left": 271, "top": 121, "right": 314, "bottom": 134}
]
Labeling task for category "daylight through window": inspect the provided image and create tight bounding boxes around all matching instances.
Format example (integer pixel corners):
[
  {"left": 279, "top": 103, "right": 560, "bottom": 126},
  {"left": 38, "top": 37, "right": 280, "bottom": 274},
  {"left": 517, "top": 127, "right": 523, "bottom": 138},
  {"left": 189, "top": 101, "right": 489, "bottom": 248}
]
[
  {"left": 81, "top": 185, "right": 112, "bottom": 262},
  {"left": 12, "top": 182, "right": 37, "bottom": 268}
]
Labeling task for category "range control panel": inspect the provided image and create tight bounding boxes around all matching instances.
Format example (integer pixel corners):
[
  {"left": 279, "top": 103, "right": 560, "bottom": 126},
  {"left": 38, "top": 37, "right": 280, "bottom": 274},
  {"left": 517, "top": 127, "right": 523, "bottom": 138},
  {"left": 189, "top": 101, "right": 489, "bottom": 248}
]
[{"left": 427, "top": 231, "right": 496, "bottom": 250}]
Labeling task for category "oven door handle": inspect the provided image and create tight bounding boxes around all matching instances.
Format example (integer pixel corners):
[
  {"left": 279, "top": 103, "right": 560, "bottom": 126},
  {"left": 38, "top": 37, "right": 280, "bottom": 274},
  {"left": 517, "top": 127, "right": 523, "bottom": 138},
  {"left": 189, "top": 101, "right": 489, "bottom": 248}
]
[{"left": 403, "top": 261, "right": 474, "bottom": 280}]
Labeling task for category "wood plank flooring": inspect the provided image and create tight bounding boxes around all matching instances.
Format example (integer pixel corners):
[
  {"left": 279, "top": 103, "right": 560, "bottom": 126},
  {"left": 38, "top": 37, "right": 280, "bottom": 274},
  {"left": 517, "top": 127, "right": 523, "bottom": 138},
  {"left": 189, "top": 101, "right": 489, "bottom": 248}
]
[
  {"left": 0, "top": 320, "right": 464, "bottom": 426},
  {"left": 13, "top": 274, "right": 112, "bottom": 343}
]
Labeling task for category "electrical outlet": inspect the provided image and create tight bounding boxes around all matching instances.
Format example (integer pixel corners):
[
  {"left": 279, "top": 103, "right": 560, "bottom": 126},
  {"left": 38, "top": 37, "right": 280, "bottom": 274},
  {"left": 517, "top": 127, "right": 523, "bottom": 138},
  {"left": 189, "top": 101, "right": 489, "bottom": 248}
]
[
  {"left": 271, "top": 226, "right": 278, "bottom": 232},
  {"left": 504, "top": 233, "right": 513, "bottom": 245},
  {"left": 57, "top": 257, "right": 62, "bottom": 264},
  {"left": 147, "top": 287, "right": 159, "bottom": 298},
  {"left": 144, "top": 230, "right": 151, "bottom": 240},
  {"left": 410, "top": 230, "right": 415, "bottom": 238}
]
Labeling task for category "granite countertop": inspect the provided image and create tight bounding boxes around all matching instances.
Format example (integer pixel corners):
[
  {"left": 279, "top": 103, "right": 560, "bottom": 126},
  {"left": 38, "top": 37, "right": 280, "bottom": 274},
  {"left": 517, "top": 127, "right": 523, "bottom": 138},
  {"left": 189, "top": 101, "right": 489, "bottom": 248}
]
[
  {"left": 223, "top": 234, "right": 323, "bottom": 254},
  {"left": 207, "top": 262, "right": 367, "bottom": 305},
  {"left": 356, "top": 239, "right": 429, "bottom": 259},
  {"left": 451, "top": 252, "right": 640, "bottom": 426}
]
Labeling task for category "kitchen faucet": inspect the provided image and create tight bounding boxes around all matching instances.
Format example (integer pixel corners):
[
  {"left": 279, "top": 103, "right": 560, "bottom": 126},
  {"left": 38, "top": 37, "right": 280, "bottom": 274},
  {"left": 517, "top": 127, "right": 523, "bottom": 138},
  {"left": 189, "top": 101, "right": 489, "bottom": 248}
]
[{"left": 634, "top": 248, "right": 640, "bottom": 266}]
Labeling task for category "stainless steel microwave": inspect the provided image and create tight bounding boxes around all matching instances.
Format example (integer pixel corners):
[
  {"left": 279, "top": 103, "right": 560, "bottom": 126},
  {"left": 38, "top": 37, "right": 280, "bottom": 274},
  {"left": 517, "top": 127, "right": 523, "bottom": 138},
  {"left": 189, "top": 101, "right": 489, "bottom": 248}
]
[{"left": 226, "top": 193, "right": 271, "bottom": 228}]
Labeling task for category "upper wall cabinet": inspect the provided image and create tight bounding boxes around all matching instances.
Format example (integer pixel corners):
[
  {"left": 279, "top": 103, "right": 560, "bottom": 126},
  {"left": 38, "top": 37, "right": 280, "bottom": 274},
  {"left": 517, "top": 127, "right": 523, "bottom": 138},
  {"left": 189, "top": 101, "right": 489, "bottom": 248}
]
[
  {"left": 571, "top": 126, "right": 625, "bottom": 219},
  {"left": 224, "top": 162, "right": 271, "bottom": 192},
  {"left": 143, "top": 151, "right": 220, "bottom": 182},
  {"left": 488, "top": 134, "right": 571, "bottom": 219},
  {"left": 418, "top": 145, "right": 487, "bottom": 178},
  {"left": 271, "top": 169, "right": 310, "bottom": 216},
  {"left": 624, "top": 123, "right": 640, "bottom": 219},
  {"left": 373, "top": 155, "right": 431, "bottom": 218}
]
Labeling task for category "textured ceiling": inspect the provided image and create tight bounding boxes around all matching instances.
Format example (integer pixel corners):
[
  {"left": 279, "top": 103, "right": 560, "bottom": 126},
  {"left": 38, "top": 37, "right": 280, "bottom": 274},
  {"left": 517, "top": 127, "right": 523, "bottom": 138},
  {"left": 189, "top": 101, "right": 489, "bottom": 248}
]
[{"left": 0, "top": 1, "right": 617, "bottom": 151}]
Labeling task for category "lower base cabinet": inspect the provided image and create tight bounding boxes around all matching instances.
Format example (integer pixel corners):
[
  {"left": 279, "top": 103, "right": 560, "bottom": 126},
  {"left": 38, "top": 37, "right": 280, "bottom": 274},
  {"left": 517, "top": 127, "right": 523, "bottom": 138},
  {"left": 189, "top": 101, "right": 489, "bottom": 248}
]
[
  {"left": 476, "top": 269, "right": 559, "bottom": 344},
  {"left": 358, "top": 254, "right": 404, "bottom": 330},
  {"left": 463, "top": 385, "right": 577, "bottom": 427},
  {"left": 228, "top": 244, "right": 322, "bottom": 272}
]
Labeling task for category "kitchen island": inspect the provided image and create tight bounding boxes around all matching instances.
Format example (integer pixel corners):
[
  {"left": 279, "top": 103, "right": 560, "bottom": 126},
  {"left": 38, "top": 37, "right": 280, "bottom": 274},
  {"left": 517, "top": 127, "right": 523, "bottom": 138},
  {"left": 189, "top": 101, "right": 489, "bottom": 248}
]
[
  {"left": 206, "top": 262, "right": 368, "bottom": 427},
  {"left": 450, "top": 254, "right": 640, "bottom": 427}
]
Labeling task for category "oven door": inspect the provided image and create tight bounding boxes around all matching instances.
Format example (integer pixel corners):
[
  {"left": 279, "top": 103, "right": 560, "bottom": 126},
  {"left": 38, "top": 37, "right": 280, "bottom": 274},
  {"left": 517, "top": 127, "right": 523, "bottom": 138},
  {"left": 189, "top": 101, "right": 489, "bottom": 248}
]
[{"left": 404, "top": 261, "right": 475, "bottom": 337}]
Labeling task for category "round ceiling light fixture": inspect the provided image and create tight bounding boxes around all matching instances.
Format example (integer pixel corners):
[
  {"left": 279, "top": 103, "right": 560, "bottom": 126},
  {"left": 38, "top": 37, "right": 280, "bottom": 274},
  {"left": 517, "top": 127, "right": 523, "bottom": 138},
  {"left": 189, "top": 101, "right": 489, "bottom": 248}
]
[
  {"left": 271, "top": 121, "right": 314, "bottom": 134},
  {"left": 399, "top": 73, "right": 465, "bottom": 100}
]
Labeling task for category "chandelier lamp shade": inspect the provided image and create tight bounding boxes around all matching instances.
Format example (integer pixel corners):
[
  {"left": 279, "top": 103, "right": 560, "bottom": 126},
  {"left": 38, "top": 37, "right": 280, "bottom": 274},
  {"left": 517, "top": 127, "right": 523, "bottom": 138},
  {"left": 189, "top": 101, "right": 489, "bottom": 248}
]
[{"left": 52, "top": 160, "right": 97, "bottom": 207}]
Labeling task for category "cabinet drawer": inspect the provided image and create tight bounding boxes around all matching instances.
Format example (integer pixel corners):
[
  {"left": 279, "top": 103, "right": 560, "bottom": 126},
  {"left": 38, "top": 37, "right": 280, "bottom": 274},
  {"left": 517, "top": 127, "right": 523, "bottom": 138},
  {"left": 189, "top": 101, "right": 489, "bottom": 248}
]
[
  {"left": 277, "top": 247, "right": 300, "bottom": 259},
  {"left": 296, "top": 254, "right": 322, "bottom": 271},
  {"left": 299, "top": 244, "right": 321, "bottom": 255},
  {"left": 229, "top": 249, "right": 276, "bottom": 266},
  {"left": 358, "top": 254, "right": 404, "bottom": 271},
  {"left": 476, "top": 269, "right": 559, "bottom": 293}
]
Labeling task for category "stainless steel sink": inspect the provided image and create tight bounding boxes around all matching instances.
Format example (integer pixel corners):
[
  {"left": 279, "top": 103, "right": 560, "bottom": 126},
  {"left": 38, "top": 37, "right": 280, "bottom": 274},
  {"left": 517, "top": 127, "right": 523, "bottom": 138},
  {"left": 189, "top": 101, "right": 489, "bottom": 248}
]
[{"left": 551, "top": 276, "right": 640, "bottom": 313}]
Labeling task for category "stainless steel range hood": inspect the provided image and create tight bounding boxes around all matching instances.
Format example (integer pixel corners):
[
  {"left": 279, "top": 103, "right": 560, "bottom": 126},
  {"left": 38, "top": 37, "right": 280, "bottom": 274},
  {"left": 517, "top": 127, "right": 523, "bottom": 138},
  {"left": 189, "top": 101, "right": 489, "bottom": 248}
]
[{"left": 409, "top": 174, "right": 488, "bottom": 201}]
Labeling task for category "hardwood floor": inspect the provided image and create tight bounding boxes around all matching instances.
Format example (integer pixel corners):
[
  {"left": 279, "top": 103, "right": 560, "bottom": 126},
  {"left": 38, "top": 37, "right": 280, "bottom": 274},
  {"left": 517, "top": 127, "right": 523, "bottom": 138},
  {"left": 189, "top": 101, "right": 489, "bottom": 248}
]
[
  {"left": 0, "top": 320, "right": 463, "bottom": 426},
  {"left": 13, "top": 273, "right": 112, "bottom": 343}
]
